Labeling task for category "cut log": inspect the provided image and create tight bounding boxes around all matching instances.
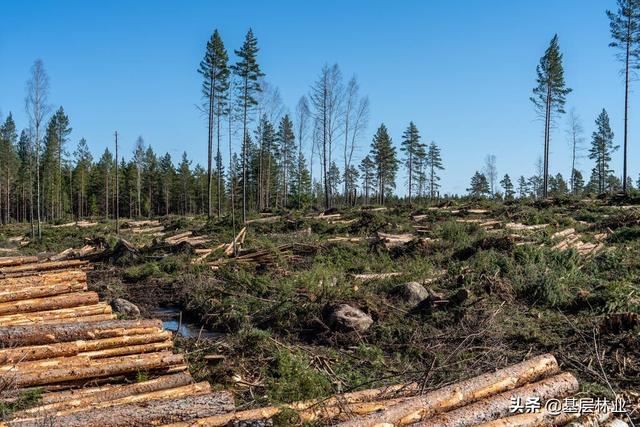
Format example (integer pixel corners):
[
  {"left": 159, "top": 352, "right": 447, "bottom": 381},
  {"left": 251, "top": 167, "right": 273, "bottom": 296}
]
[
  {"left": 165, "top": 231, "right": 193, "bottom": 245},
  {"left": 162, "top": 382, "right": 419, "bottom": 426},
  {"left": 352, "top": 272, "right": 404, "bottom": 281},
  {"left": 1, "top": 351, "right": 186, "bottom": 388},
  {"left": 10, "top": 381, "right": 211, "bottom": 421},
  {"left": 0, "top": 259, "right": 90, "bottom": 277},
  {"left": 130, "top": 226, "right": 165, "bottom": 234},
  {"left": 0, "top": 291, "right": 99, "bottom": 315},
  {"left": 0, "top": 313, "right": 115, "bottom": 328},
  {"left": 5, "top": 392, "right": 235, "bottom": 427},
  {"left": 0, "top": 281, "right": 87, "bottom": 303},
  {"left": 337, "top": 353, "right": 560, "bottom": 427},
  {"left": 552, "top": 228, "right": 576, "bottom": 239},
  {"left": 34, "top": 372, "right": 193, "bottom": 406},
  {"left": 0, "top": 256, "right": 38, "bottom": 268},
  {"left": 0, "top": 303, "right": 114, "bottom": 327},
  {"left": 245, "top": 216, "right": 281, "bottom": 224},
  {"left": 224, "top": 227, "right": 246, "bottom": 256},
  {"left": 0, "top": 270, "right": 86, "bottom": 288},
  {"left": 0, "top": 332, "right": 172, "bottom": 363},
  {"left": 0, "top": 319, "right": 163, "bottom": 346},
  {"left": 414, "top": 372, "right": 578, "bottom": 427}
]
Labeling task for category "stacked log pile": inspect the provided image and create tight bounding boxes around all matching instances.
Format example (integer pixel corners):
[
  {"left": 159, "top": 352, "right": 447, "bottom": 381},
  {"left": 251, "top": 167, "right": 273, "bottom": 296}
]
[
  {"left": 165, "top": 231, "right": 211, "bottom": 247},
  {"left": 551, "top": 228, "right": 606, "bottom": 256},
  {"left": 158, "top": 354, "right": 627, "bottom": 427},
  {"left": 0, "top": 257, "right": 234, "bottom": 426}
]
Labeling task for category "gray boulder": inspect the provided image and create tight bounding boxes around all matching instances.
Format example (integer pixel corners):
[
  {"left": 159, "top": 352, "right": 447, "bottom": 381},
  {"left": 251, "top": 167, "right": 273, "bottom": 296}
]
[
  {"left": 325, "top": 304, "right": 373, "bottom": 333},
  {"left": 392, "top": 282, "right": 429, "bottom": 305},
  {"left": 111, "top": 298, "right": 141, "bottom": 318}
]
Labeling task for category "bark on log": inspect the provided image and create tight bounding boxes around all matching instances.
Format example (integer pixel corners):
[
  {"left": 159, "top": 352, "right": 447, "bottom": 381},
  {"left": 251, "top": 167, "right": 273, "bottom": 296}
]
[
  {"left": 0, "top": 292, "right": 99, "bottom": 315},
  {"left": 0, "top": 332, "right": 172, "bottom": 363},
  {"left": 337, "top": 353, "right": 560, "bottom": 427},
  {"left": 0, "top": 257, "right": 38, "bottom": 268},
  {"left": 10, "top": 381, "right": 211, "bottom": 421},
  {"left": 32, "top": 372, "right": 192, "bottom": 407},
  {"left": 475, "top": 409, "right": 578, "bottom": 427},
  {"left": 0, "top": 282, "right": 87, "bottom": 303},
  {"left": 0, "top": 319, "right": 163, "bottom": 346},
  {"left": 0, "top": 303, "right": 113, "bottom": 327},
  {"left": 0, "top": 260, "right": 90, "bottom": 276},
  {"left": 0, "top": 313, "right": 116, "bottom": 327},
  {"left": 415, "top": 373, "right": 578, "bottom": 427},
  {"left": 1, "top": 351, "right": 185, "bottom": 388},
  {"left": 0, "top": 271, "right": 86, "bottom": 288},
  {"left": 162, "top": 383, "right": 419, "bottom": 426},
  {"left": 5, "top": 392, "right": 235, "bottom": 427}
]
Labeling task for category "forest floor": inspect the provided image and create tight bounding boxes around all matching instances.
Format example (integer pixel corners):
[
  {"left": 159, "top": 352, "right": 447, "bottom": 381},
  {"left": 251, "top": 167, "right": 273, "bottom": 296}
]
[{"left": 1, "top": 198, "right": 639, "bottom": 423}]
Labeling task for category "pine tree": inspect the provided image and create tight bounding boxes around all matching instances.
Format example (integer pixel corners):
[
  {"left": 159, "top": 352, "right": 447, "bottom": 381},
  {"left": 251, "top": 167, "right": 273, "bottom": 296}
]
[
  {"left": 426, "top": 141, "right": 444, "bottom": 199},
  {"left": 198, "top": 29, "right": 229, "bottom": 218},
  {"left": 400, "top": 122, "right": 421, "bottom": 203},
  {"left": 369, "top": 124, "right": 398, "bottom": 205},
  {"left": 607, "top": 0, "right": 640, "bottom": 194},
  {"left": 500, "top": 174, "right": 515, "bottom": 199},
  {"left": 467, "top": 172, "right": 489, "bottom": 197},
  {"left": 589, "top": 109, "right": 618, "bottom": 194},
  {"left": 531, "top": 35, "right": 571, "bottom": 198},
  {"left": 232, "top": 29, "right": 264, "bottom": 222}
]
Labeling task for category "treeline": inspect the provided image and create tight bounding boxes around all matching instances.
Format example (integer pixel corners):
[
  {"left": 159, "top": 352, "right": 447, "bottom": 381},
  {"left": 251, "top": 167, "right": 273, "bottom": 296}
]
[
  {"left": 1, "top": 28, "right": 448, "bottom": 234},
  {"left": 468, "top": 107, "right": 631, "bottom": 199}
]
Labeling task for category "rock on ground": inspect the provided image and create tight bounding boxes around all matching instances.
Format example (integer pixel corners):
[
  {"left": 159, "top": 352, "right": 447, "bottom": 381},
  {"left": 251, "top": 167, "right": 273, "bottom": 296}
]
[
  {"left": 324, "top": 304, "right": 373, "bottom": 333},
  {"left": 111, "top": 297, "right": 141, "bottom": 318},
  {"left": 392, "top": 282, "right": 429, "bottom": 305}
]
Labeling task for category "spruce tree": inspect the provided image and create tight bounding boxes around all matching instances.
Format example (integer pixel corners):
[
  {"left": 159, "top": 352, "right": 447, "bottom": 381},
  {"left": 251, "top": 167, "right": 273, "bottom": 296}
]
[
  {"left": 572, "top": 169, "right": 585, "bottom": 195},
  {"left": 531, "top": 35, "right": 571, "bottom": 198},
  {"left": 232, "top": 29, "right": 264, "bottom": 222},
  {"left": 517, "top": 176, "right": 529, "bottom": 198},
  {"left": 369, "top": 124, "right": 398, "bottom": 205},
  {"left": 400, "top": 122, "right": 421, "bottom": 203},
  {"left": 588, "top": 109, "right": 618, "bottom": 194},
  {"left": 277, "top": 115, "right": 295, "bottom": 207},
  {"left": 607, "top": 0, "right": 640, "bottom": 194},
  {"left": 198, "top": 29, "right": 229, "bottom": 218},
  {"left": 500, "top": 174, "right": 515, "bottom": 199}
]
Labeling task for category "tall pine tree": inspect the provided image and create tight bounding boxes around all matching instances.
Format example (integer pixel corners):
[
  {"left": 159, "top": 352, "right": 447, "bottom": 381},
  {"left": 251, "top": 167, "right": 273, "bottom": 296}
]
[
  {"left": 232, "top": 29, "right": 264, "bottom": 222},
  {"left": 607, "top": 0, "right": 640, "bottom": 194},
  {"left": 531, "top": 35, "right": 571, "bottom": 198}
]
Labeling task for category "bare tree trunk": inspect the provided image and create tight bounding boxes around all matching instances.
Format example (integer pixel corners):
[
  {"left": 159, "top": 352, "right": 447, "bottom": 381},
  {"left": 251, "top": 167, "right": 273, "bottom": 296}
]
[{"left": 623, "top": 15, "right": 631, "bottom": 194}]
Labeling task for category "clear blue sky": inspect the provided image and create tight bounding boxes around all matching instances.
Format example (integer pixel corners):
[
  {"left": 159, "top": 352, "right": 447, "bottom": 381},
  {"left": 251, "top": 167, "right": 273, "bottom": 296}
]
[{"left": 0, "top": 0, "right": 634, "bottom": 195}]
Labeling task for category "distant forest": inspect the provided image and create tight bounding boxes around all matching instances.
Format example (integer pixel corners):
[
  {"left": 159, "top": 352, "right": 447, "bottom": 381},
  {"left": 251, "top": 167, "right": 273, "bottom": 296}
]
[{"left": 0, "top": 0, "right": 639, "bottom": 235}]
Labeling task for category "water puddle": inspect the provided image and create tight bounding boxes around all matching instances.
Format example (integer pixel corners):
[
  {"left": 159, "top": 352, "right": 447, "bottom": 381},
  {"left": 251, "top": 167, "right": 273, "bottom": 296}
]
[{"left": 152, "top": 307, "right": 223, "bottom": 340}]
